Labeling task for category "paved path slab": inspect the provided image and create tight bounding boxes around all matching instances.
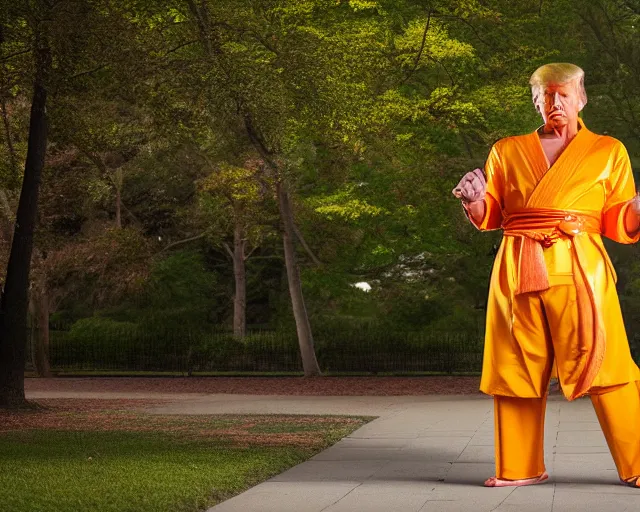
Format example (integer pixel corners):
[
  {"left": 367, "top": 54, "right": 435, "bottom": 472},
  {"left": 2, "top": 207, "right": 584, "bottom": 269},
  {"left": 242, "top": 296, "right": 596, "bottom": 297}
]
[
  {"left": 26, "top": 390, "right": 640, "bottom": 511},
  {"left": 184, "top": 395, "right": 639, "bottom": 512}
]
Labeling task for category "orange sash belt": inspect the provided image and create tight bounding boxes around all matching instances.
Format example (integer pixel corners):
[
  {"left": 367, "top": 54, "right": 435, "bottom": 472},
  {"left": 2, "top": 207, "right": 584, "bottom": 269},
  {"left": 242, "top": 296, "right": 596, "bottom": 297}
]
[{"left": 502, "top": 208, "right": 603, "bottom": 400}]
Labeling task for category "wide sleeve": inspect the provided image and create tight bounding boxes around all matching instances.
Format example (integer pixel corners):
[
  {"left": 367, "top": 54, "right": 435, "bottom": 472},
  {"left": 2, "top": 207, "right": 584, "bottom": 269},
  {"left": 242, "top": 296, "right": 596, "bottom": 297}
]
[
  {"left": 602, "top": 142, "right": 640, "bottom": 244},
  {"left": 467, "top": 142, "right": 504, "bottom": 231}
]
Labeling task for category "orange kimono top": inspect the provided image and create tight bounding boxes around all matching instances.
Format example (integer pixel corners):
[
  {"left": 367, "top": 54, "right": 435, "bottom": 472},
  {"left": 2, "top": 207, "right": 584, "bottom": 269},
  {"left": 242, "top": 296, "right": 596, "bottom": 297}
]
[{"left": 474, "top": 119, "right": 640, "bottom": 399}]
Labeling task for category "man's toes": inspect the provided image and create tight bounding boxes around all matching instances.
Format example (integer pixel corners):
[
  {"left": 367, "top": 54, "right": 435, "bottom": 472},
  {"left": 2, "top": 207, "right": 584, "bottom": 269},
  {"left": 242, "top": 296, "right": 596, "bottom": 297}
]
[{"left": 484, "top": 476, "right": 497, "bottom": 487}]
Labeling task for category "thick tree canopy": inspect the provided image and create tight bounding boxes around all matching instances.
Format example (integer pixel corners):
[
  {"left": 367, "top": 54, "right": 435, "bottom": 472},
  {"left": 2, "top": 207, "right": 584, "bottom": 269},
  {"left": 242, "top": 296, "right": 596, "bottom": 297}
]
[{"left": 3, "top": 0, "right": 640, "bottom": 401}]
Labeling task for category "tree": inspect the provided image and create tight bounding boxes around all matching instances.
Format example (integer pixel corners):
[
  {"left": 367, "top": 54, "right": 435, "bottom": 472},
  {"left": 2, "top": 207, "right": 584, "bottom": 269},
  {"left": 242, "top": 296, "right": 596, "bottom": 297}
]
[
  {"left": 0, "top": 0, "right": 154, "bottom": 404},
  {"left": 0, "top": 1, "right": 52, "bottom": 406},
  {"left": 199, "top": 159, "right": 276, "bottom": 337},
  {"left": 166, "top": 0, "right": 326, "bottom": 375}
]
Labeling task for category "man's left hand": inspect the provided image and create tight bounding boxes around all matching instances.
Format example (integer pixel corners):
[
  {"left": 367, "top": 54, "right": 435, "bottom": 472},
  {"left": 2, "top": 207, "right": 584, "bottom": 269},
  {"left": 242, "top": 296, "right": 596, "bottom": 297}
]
[
  {"left": 624, "top": 193, "right": 640, "bottom": 235},
  {"left": 631, "top": 193, "right": 640, "bottom": 217}
]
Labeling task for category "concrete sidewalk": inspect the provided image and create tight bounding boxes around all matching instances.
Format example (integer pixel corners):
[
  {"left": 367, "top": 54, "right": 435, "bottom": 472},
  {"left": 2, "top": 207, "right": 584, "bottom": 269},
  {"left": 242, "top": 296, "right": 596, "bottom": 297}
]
[
  {"left": 26, "top": 390, "right": 640, "bottom": 511},
  {"left": 176, "top": 395, "right": 637, "bottom": 512}
]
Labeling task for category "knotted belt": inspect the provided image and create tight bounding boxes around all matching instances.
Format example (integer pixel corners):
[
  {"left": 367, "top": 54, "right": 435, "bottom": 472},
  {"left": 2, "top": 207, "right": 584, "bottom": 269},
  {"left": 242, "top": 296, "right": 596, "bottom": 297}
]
[{"left": 502, "top": 208, "right": 604, "bottom": 400}]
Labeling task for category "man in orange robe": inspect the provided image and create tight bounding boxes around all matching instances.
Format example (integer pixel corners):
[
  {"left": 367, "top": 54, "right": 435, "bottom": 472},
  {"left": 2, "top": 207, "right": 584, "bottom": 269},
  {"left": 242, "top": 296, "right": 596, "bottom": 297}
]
[{"left": 453, "top": 63, "right": 640, "bottom": 487}]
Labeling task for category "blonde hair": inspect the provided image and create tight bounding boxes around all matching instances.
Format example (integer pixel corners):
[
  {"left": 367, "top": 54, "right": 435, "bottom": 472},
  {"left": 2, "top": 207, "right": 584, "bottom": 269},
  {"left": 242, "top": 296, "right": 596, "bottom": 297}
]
[{"left": 529, "top": 63, "right": 587, "bottom": 109}]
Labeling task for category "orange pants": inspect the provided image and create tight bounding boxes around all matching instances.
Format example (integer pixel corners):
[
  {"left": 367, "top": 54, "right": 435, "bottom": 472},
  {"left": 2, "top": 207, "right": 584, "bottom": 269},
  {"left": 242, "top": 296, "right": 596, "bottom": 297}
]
[{"left": 495, "top": 381, "right": 640, "bottom": 480}]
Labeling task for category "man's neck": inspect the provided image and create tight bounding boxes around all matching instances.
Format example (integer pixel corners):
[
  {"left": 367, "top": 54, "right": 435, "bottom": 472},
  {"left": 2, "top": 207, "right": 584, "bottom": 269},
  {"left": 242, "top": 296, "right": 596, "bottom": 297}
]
[
  {"left": 537, "top": 120, "right": 580, "bottom": 168},
  {"left": 539, "top": 119, "right": 579, "bottom": 143}
]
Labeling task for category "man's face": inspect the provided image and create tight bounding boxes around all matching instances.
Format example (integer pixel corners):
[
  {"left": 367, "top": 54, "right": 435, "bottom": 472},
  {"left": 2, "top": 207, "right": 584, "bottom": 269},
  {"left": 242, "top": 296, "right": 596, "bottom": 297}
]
[{"left": 534, "top": 80, "right": 582, "bottom": 129}]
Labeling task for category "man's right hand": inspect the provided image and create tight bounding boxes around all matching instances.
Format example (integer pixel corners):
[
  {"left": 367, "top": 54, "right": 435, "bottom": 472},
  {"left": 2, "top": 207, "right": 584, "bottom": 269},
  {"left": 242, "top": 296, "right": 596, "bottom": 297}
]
[{"left": 452, "top": 169, "right": 486, "bottom": 203}]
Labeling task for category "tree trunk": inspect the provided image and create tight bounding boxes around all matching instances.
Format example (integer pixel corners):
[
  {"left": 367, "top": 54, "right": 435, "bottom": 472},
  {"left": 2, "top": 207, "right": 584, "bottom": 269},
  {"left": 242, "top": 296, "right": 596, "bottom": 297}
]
[
  {"left": 28, "top": 269, "right": 51, "bottom": 378},
  {"left": 241, "top": 111, "right": 321, "bottom": 377},
  {"left": 232, "top": 219, "right": 247, "bottom": 338},
  {"left": 187, "top": 0, "right": 320, "bottom": 373},
  {"left": 276, "top": 181, "right": 321, "bottom": 376},
  {"left": 0, "top": 27, "right": 50, "bottom": 408}
]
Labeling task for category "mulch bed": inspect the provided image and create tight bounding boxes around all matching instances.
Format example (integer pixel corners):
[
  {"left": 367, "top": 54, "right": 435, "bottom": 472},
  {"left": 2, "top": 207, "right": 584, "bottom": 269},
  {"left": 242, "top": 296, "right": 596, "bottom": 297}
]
[
  {"left": 0, "top": 398, "right": 368, "bottom": 448},
  {"left": 7, "top": 378, "right": 484, "bottom": 449},
  {"left": 25, "top": 376, "right": 482, "bottom": 396}
]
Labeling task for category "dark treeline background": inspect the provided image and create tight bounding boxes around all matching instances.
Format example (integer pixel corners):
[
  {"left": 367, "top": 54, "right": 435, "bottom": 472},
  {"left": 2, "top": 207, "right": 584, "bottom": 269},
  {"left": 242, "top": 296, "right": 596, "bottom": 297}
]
[{"left": 2, "top": 0, "right": 640, "bottom": 385}]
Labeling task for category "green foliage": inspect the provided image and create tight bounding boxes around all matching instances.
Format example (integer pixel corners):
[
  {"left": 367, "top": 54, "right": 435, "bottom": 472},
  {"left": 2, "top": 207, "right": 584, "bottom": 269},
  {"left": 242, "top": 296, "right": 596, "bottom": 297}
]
[
  {"left": 144, "top": 251, "right": 215, "bottom": 313},
  {"left": 308, "top": 185, "right": 389, "bottom": 221},
  {"left": 6, "top": 0, "right": 640, "bottom": 355},
  {"left": 46, "top": 228, "right": 152, "bottom": 311},
  {"left": 67, "top": 317, "right": 138, "bottom": 341},
  {"left": 93, "top": 250, "right": 220, "bottom": 331}
]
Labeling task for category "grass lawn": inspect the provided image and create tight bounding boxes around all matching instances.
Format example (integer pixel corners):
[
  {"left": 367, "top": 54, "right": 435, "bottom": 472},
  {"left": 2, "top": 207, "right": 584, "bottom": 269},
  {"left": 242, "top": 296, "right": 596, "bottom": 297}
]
[{"left": 0, "top": 400, "right": 371, "bottom": 512}]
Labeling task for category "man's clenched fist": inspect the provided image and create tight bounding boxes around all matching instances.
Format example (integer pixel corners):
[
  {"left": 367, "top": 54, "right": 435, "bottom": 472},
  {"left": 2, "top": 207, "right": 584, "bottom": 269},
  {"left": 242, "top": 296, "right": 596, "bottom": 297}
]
[
  {"left": 624, "top": 193, "right": 640, "bottom": 235},
  {"left": 630, "top": 193, "right": 640, "bottom": 217},
  {"left": 452, "top": 168, "right": 486, "bottom": 203}
]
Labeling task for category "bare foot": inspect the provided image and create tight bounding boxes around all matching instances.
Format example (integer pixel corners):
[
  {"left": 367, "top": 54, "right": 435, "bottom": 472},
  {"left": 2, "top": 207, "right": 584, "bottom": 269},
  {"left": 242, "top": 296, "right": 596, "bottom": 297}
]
[
  {"left": 484, "top": 471, "right": 549, "bottom": 487},
  {"left": 621, "top": 476, "right": 640, "bottom": 488}
]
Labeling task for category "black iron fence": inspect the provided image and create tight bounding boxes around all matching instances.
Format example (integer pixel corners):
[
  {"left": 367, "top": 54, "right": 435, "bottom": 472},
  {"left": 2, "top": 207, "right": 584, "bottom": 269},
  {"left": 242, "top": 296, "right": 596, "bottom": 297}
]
[
  {"left": 24, "top": 325, "right": 640, "bottom": 374},
  {"left": 26, "top": 325, "right": 485, "bottom": 374}
]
